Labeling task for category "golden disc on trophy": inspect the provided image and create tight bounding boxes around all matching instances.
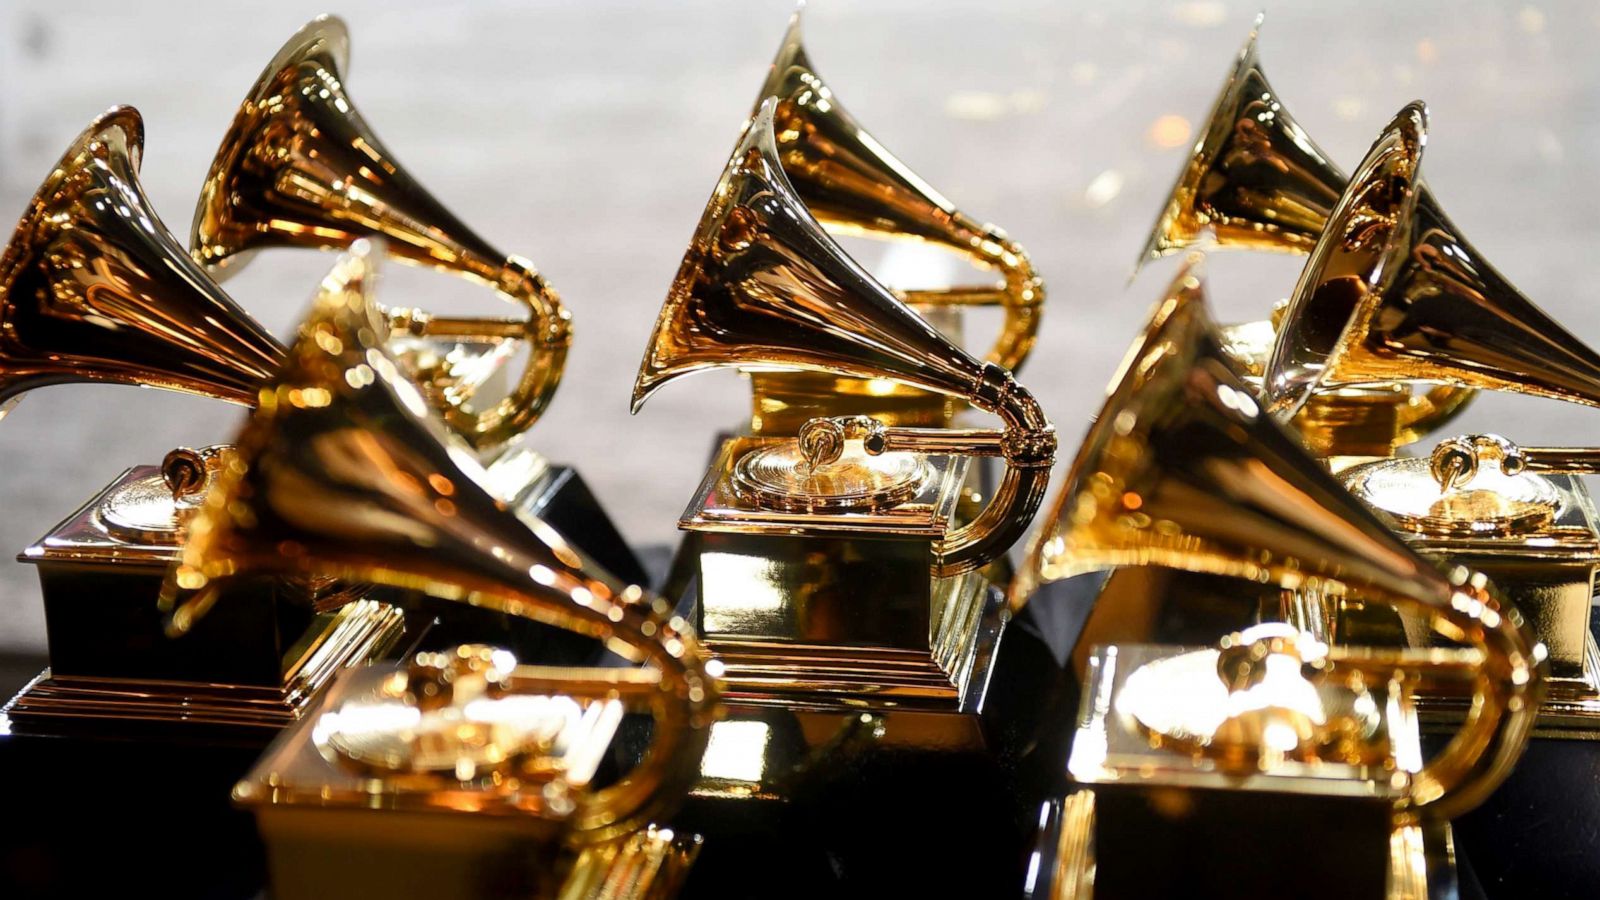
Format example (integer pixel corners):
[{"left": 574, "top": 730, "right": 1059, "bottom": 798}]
[
  {"left": 731, "top": 440, "right": 933, "bottom": 512},
  {"left": 1344, "top": 456, "right": 1562, "bottom": 537}
]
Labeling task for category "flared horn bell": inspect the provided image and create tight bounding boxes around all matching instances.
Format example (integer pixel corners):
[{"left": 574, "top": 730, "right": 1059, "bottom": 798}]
[
  {"left": 1137, "top": 16, "right": 1346, "bottom": 268},
  {"left": 1265, "top": 102, "right": 1600, "bottom": 420},
  {"left": 633, "top": 99, "right": 1054, "bottom": 575},
  {"left": 0, "top": 106, "right": 283, "bottom": 415},
  {"left": 760, "top": 8, "right": 1042, "bottom": 372},
  {"left": 1012, "top": 259, "right": 1543, "bottom": 820},
  {"left": 191, "top": 14, "right": 570, "bottom": 448},
  {"left": 166, "top": 244, "right": 716, "bottom": 842}
]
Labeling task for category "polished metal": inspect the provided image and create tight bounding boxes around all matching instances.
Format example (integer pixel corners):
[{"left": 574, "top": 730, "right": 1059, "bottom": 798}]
[
  {"left": 165, "top": 244, "right": 717, "bottom": 840},
  {"left": 192, "top": 15, "right": 570, "bottom": 449},
  {"left": 0, "top": 106, "right": 282, "bottom": 413},
  {"left": 1346, "top": 434, "right": 1600, "bottom": 736},
  {"left": 1140, "top": 20, "right": 1471, "bottom": 453},
  {"left": 1012, "top": 259, "right": 1545, "bottom": 820},
  {"left": 633, "top": 99, "right": 1055, "bottom": 577},
  {"left": 743, "top": 9, "right": 1044, "bottom": 431},
  {"left": 1267, "top": 102, "right": 1600, "bottom": 418},
  {"left": 1038, "top": 626, "right": 1462, "bottom": 899},
  {"left": 237, "top": 653, "right": 703, "bottom": 900}
]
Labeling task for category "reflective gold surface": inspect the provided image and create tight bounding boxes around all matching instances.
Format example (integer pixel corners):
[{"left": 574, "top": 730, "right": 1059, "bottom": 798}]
[
  {"left": 1013, "top": 260, "right": 1545, "bottom": 819},
  {"left": 239, "top": 660, "right": 702, "bottom": 900},
  {"left": 166, "top": 244, "right": 717, "bottom": 839},
  {"left": 1141, "top": 21, "right": 1471, "bottom": 452},
  {"left": 633, "top": 99, "right": 1053, "bottom": 575},
  {"left": 0, "top": 106, "right": 283, "bottom": 414},
  {"left": 192, "top": 15, "right": 570, "bottom": 449},
  {"left": 1267, "top": 102, "right": 1600, "bottom": 418},
  {"left": 758, "top": 8, "right": 1043, "bottom": 375}
]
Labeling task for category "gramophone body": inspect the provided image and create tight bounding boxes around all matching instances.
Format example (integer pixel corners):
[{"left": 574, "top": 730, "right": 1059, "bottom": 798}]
[
  {"left": 0, "top": 107, "right": 414, "bottom": 734},
  {"left": 1341, "top": 450, "right": 1600, "bottom": 735},
  {"left": 237, "top": 658, "right": 700, "bottom": 900},
  {"left": 9, "top": 451, "right": 403, "bottom": 729},
  {"left": 739, "top": 11, "right": 1042, "bottom": 436},
  {"left": 1035, "top": 633, "right": 1455, "bottom": 900}
]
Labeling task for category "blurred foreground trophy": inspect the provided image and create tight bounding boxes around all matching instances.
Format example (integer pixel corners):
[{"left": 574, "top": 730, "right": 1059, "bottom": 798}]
[
  {"left": 0, "top": 107, "right": 405, "bottom": 731},
  {"left": 738, "top": 8, "right": 1044, "bottom": 434},
  {"left": 1010, "top": 262, "right": 1544, "bottom": 898},
  {"left": 1267, "top": 102, "right": 1600, "bottom": 738},
  {"left": 163, "top": 246, "right": 716, "bottom": 899},
  {"left": 628, "top": 100, "right": 1055, "bottom": 893},
  {"left": 190, "top": 14, "right": 644, "bottom": 584},
  {"left": 1136, "top": 17, "right": 1473, "bottom": 457}
]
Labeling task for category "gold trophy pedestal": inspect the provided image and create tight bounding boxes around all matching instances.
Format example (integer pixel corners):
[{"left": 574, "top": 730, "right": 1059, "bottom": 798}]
[
  {"left": 1342, "top": 457, "right": 1600, "bottom": 738},
  {"left": 6, "top": 461, "right": 406, "bottom": 731},
  {"left": 237, "top": 663, "right": 699, "bottom": 900},
  {"left": 681, "top": 437, "right": 1002, "bottom": 716},
  {"left": 1044, "top": 640, "right": 1454, "bottom": 900}
]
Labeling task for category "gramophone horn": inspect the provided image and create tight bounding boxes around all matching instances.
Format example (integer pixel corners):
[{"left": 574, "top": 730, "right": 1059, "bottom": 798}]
[
  {"left": 192, "top": 14, "right": 570, "bottom": 449},
  {"left": 1265, "top": 102, "right": 1600, "bottom": 419},
  {"left": 166, "top": 244, "right": 716, "bottom": 841},
  {"left": 633, "top": 99, "right": 1054, "bottom": 575},
  {"left": 1137, "top": 15, "right": 1345, "bottom": 266},
  {"left": 0, "top": 106, "right": 283, "bottom": 415},
  {"left": 760, "top": 6, "right": 1042, "bottom": 372},
  {"left": 1012, "top": 259, "right": 1543, "bottom": 819}
]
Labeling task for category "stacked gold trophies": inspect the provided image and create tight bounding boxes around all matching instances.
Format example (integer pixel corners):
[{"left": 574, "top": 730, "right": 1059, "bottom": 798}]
[{"left": 0, "top": 6, "right": 1593, "bottom": 900}]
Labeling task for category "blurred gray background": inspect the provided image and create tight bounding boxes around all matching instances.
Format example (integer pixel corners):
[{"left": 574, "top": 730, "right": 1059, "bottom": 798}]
[{"left": 0, "top": 0, "right": 1597, "bottom": 658}]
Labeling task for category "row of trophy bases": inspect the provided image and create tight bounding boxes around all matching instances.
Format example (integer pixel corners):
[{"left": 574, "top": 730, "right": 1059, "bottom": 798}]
[{"left": 0, "top": 7, "right": 1597, "bottom": 899}]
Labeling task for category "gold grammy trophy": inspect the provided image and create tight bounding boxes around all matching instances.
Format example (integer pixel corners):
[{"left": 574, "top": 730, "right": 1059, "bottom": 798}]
[
  {"left": 192, "top": 14, "right": 569, "bottom": 453},
  {"left": 0, "top": 106, "right": 404, "bottom": 728},
  {"left": 1263, "top": 101, "right": 1600, "bottom": 735},
  {"left": 1010, "top": 262, "right": 1545, "bottom": 899},
  {"left": 1135, "top": 17, "right": 1472, "bottom": 457},
  {"left": 163, "top": 245, "right": 717, "bottom": 899},
  {"left": 633, "top": 99, "right": 1055, "bottom": 722},
  {"left": 739, "top": 8, "right": 1044, "bottom": 434},
  {"left": 190, "top": 14, "right": 648, "bottom": 585}
]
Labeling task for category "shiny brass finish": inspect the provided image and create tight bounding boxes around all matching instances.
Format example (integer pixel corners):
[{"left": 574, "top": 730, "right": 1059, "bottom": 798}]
[
  {"left": 1140, "top": 20, "right": 1471, "bottom": 451},
  {"left": 1431, "top": 432, "right": 1600, "bottom": 491},
  {"left": 1267, "top": 102, "right": 1600, "bottom": 418},
  {"left": 193, "top": 15, "right": 570, "bottom": 449},
  {"left": 0, "top": 106, "right": 283, "bottom": 414},
  {"left": 633, "top": 99, "right": 1054, "bottom": 576},
  {"left": 13, "top": 460, "right": 400, "bottom": 728},
  {"left": 1012, "top": 260, "right": 1544, "bottom": 819},
  {"left": 746, "top": 8, "right": 1043, "bottom": 430},
  {"left": 239, "top": 659, "right": 703, "bottom": 900},
  {"left": 166, "top": 245, "right": 717, "bottom": 840},
  {"left": 1139, "top": 17, "right": 1343, "bottom": 262},
  {"left": 1344, "top": 437, "right": 1600, "bottom": 736},
  {"left": 1037, "top": 634, "right": 1460, "bottom": 899}
]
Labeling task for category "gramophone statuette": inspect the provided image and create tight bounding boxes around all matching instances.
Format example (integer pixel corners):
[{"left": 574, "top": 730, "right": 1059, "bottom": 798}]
[
  {"left": 634, "top": 99, "right": 1053, "bottom": 714},
  {"left": 738, "top": 8, "right": 1043, "bottom": 435}
]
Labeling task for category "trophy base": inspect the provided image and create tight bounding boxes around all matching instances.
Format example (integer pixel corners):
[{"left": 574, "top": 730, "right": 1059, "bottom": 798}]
[
  {"left": 704, "top": 567, "right": 1005, "bottom": 713},
  {"left": 3, "top": 599, "right": 408, "bottom": 730},
  {"left": 1417, "top": 624, "right": 1600, "bottom": 739},
  {"left": 1024, "top": 791, "right": 1459, "bottom": 900}
]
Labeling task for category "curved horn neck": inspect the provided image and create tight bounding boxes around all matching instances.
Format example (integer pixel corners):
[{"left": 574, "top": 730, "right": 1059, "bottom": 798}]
[
  {"left": 1138, "top": 20, "right": 1346, "bottom": 267},
  {"left": 0, "top": 107, "right": 283, "bottom": 412},
  {"left": 193, "top": 15, "right": 507, "bottom": 282},
  {"left": 631, "top": 101, "right": 989, "bottom": 413},
  {"left": 169, "top": 247, "right": 714, "bottom": 839}
]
